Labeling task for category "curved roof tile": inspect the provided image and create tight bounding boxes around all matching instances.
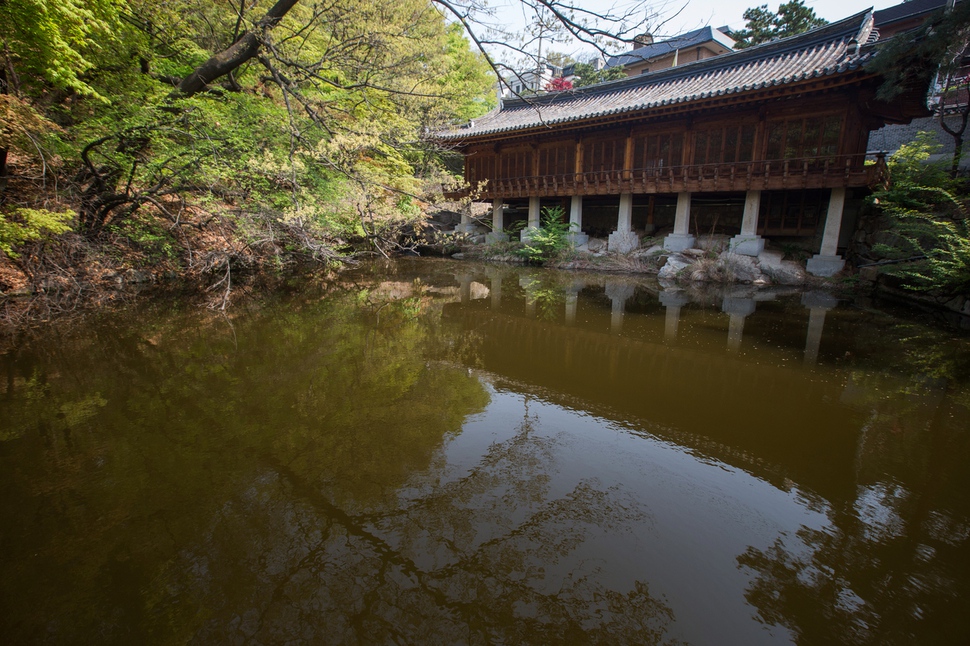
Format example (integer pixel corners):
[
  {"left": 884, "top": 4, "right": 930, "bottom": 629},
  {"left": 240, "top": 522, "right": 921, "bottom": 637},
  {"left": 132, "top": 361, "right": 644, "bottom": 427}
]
[{"left": 440, "top": 10, "right": 876, "bottom": 140}]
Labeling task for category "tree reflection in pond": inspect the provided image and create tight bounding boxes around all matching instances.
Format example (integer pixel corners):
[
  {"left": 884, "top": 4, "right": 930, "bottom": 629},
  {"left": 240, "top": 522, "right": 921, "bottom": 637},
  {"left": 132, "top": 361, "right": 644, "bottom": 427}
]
[
  {"left": 0, "top": 277, "right": 678, "bottom": 645},
  {"left": 738, "top": 372, "right": 970, "bottom": 645}
]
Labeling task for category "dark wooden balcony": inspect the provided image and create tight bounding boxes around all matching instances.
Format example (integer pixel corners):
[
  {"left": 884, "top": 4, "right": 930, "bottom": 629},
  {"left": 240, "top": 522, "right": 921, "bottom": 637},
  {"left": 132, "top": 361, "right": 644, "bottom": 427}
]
[{"left": 447, "top": 154, "right": 888, "bottom": 201}]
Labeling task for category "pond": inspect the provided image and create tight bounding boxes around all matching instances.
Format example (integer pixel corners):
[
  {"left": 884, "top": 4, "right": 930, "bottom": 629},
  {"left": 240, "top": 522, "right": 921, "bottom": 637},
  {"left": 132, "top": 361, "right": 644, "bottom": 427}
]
[{"left": 2, "top": 258, "right": 969, "bottom": 644}]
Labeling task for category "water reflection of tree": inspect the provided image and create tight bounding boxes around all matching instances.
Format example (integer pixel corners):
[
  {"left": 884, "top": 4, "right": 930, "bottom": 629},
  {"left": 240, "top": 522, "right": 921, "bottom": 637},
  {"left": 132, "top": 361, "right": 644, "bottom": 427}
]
[
  {"left": 161, "top": 405, "right": 679, "bottom": 644},
  {"left": 737, "top": 374, "right": 970, "bottom": 645},
  {"left": 0, "top": 281, "right": 680, "bottom": 644}
]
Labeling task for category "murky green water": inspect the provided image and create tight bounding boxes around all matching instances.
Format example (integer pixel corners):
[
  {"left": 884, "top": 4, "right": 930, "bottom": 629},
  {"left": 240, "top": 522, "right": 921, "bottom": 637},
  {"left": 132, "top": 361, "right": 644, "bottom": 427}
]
[{"left": 2, "top": 258, "right": 969, "bottom": 645}]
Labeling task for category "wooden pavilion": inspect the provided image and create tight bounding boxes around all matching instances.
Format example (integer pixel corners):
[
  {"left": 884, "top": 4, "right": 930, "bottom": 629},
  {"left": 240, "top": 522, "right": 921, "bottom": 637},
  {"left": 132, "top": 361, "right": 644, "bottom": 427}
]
[{"left": 438, "top": 11, "right": 933, "bottom": 275}]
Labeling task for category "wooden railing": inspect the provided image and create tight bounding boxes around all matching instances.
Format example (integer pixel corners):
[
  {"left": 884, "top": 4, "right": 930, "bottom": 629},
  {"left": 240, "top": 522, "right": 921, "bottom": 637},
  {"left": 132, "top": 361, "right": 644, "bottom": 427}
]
[{"left": 449, "top": 153, "right": 888, "bottom": 200}]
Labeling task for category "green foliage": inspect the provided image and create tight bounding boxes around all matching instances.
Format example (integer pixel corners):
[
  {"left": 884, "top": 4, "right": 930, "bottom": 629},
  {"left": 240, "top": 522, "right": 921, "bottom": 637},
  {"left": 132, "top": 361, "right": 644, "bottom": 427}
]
[
  {"left": 516, "top": 206, "right": 574, "bottom": 264},
  {"left": 571, "top": 62, "right": 625, "bottom": 87},
  {"left": 1, "top": 0, "right": 498, "bottom": 268},
  {"left": 0, "top": 0, "right": 121, "bottom": 99},
  {"left": 109, "top": 215, "right": 179, "bottom": 264},
  {"left": 731, "top": 0, "right": 826, "bottom": 49},
  {"left": 867, "top": 0, "right": 970, "bottom": 101},
  {"left": 0, "top": 208, "right": 73, "bottom": 258},
  {"left": 869, "top": 132, "right": 970, "bottom": 294}
]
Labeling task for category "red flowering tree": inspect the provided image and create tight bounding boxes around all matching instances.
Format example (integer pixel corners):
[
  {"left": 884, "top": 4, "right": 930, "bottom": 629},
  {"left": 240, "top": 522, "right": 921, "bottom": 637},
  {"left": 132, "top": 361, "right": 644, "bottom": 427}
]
[{"left": 544, "top": 77, "right": 573, "bottom": 92}]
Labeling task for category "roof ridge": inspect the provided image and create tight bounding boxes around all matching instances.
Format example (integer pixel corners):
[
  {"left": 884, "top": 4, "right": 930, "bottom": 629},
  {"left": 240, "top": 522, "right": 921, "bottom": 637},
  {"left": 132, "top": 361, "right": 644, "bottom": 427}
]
[{"left": 506, "top": 9, "right": 874, "bottom": 110}]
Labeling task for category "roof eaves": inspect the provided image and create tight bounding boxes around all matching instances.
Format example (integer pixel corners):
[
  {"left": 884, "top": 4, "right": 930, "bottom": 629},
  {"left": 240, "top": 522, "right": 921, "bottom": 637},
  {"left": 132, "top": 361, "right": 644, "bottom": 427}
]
[{"left": 439, "top": 10, "right": 876, "bottom": 140}]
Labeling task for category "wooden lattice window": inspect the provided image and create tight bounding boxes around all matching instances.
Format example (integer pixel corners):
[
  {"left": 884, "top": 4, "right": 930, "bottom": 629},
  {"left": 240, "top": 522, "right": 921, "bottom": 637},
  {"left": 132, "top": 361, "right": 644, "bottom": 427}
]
[
  {"left": 633, "top": 132, "right": 684, "bottom": 170},
  {"left": 765, "top": 114, "right": 842, "bottom": 161},
  {"left": 693, "top": 123, "right": 756, "bottom": 165},
  {"left": 466, "top": 152, "right": 496, "bottom": 185},
  {"left": 757, "top": 190, "right": 827, "bottom": 236},
  {"left": 497, "top": 148, "right": 532, "bottom": 179},
  {"left": 583, "top": 136, "right": 625, "bottom": 173},
  {"left": 537, "top": 142, "right": 575, "bottom": 177}
]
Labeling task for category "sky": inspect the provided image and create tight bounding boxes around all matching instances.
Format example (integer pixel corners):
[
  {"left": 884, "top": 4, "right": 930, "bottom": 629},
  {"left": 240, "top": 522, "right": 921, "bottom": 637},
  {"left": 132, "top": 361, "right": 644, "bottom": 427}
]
[{"left": 480, "top": 0, "right": 904, "bottom": 61}]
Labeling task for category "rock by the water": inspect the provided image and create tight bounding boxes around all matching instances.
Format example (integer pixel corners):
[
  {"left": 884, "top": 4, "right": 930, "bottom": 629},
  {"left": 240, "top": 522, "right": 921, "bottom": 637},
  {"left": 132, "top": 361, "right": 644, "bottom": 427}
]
[
  {"left": 761, "top": 260, "right": 806, "bottom": 285},
  {"left": 607, "top": 230, "right": 639, "bottom": 254},
  {"left": 658, "top": 254, "right": 693, "bottom": 280},
  {"left": 722, "top": 253, "right": 763, "bottom": 283}
]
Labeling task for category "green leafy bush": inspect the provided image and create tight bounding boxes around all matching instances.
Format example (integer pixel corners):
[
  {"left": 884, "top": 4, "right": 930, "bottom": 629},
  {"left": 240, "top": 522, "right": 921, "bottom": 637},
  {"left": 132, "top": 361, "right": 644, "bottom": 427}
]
[
  {"left": 515, "top": 206, "right": 574, "bottom": 265},
  {"left": 0, "top": 208, "right": 73, "bottom": 258},
  {"left": 869, "top": 132, "right": 970, "bottom": 294}
]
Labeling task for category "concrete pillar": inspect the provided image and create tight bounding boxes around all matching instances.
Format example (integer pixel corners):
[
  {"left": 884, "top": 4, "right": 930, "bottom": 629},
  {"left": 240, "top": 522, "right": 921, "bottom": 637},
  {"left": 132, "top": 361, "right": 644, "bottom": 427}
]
[
  {"left": 521, "top": 196, "right": 541, "bottom": 241},
  {"left": 806, "top": 187, "right": 847, "bottom": 276},
  {"left": 458, "top": 274, "right": 472, "bottom": 303},
  {"left": 608, "top": 193, "right": 639, "bottom": 253},
  {"left": 801, "top": 291, "right": 838, "bottom": 365},
  {"left": 722, "top": 297, "right": 756, "bottom": 352},
  {"left": 605, "top": 282, "right": 635, "bottom": 333},
  {"left": 568, "top": 195, "right": 589, "bottom": 246},
  {"left": 729, "top": 190, "right": 765, "bottom": 256},
  {"left": 617, "top": 193, "right": 633, "bottom": 233},
  {"left": 565, "top": 280, "right": 584, "bottom": 324},
  {"left": 457, "top": 202, "right": 473, "bottom": 234},
  {"left": 659, "top": 290, "right": 691, "bottom": 342},
  {"left": 486, "top": 199, "right": 508, "bottom": 243},
  {"left": 663, "top": 192, "right": 695, "bottom": 251},
  {"left": 565, "top": 292, "right": 578, "bottom": 324},
  {"left": 520, "top": 275, "right": 536, "bottom": 317},
  {"left": 490, "top": 272, "right": 503, "bottom": 309}
]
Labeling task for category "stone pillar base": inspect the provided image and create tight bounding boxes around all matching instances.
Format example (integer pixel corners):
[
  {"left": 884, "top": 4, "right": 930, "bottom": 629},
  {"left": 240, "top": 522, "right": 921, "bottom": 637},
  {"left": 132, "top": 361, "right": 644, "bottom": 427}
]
[
  {"left": 806, "top": 254, "right": 846, "bottom": 277},
  {"left": 520, "top": 228, "right": 538, "bottom": 242},
  {"left": 663, "top": 233, "right": 696, "bottom": 252},
  {"left": 566, "top": 232, "right": 589, "bottom": 247},
  {"left": 722, "top": 297, "right": 756, "bottom": 317},
  {"left": 607, "top": 231, "right": 639, "bottom": 254},
  {"left": 728, "top": 234, "right": 765, "bottom": 257},
  {"left": 485, "top": 232, "right": 509, "bottom": 244}
]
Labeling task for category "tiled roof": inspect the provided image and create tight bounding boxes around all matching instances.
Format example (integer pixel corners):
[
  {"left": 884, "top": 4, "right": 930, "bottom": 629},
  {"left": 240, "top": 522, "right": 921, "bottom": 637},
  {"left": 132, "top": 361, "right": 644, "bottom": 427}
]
[
  {"left": 441, "top": 11, "right": 877, "bottom": 141},
  {"left": 606, "top": 26, "right": 735, "bottom": 68},
  {"left": 873, "top": 0, "right": 948, "bottom": 26}
]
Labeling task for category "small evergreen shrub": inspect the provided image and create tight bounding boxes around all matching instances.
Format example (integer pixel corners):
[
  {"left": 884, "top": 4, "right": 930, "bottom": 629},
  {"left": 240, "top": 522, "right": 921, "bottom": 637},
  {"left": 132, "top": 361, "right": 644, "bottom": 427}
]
[{"left": 869, "top": 132, "right": 969, "bottom": 294}]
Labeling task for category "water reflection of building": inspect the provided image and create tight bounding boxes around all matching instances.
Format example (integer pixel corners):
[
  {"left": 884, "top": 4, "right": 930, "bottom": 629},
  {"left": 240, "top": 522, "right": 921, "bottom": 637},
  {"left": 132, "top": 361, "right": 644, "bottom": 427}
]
[{"left": 446, "top": 270, "right": 865, "bottom": 498}]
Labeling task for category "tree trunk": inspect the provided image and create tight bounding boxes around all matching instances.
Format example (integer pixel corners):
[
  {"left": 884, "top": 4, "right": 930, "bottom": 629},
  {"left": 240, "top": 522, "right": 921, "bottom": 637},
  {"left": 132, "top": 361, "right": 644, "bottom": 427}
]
[
  {"left": 1, "top": 66, "right": 7, "bottom": 185},
  {"left": 169, "top": 0, "right": 300, "bottom": 99}
]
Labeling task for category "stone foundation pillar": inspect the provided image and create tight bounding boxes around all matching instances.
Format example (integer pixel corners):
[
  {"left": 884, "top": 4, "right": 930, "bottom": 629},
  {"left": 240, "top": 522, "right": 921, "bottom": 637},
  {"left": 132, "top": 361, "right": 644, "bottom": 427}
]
[
  {"left": 664, "top": 192, "right": 695, "bottom": 251},
  {"left": 521, "top": 196, "right": 541, "bottom": 241},
  {"left": 520, "top": 275, "right": 536, "bottom": 316},
  {"left": 457, "top": 202, "right": 474, "bottom": 234},
  {"left": 568, "top": 195, "right": 589, "bottom": 246},
  {"left": 729, "top": 190, "right": 765, "bottom": 256},
  {"left": 722, "top": 297, "right": 756, "bottom": 351},
  {"left": 564, "top": 280, "right": 585, "bottom": 324},
  {"left": 489, "top": 272, "right": 503, "bottom": 309},
  {"left": 608, "top": 193, "right": 639, "bottom": 253},
  {"left": 458, "top": 274, "right": 472, "bottom": 303},
  {"left": 659, "top": 290, "right": 691, "bottom": 342},
  {"left": 802, "top": 291, "right": 838, "bottom": 365},
  {"left": 605, "top": 282, "right": 635, "bottom": 332},
  {"left": 486, "top": 199, "right": 508, "bottom": 243},
  {"left": 806, "top": 187, "right": 847, "bottom": 276}
]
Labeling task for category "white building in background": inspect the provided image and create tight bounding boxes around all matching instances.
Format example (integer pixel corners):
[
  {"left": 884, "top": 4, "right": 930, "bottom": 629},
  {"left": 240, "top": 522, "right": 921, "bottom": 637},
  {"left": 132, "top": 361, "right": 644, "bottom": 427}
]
[
  {"left": 502, "top": 62, "right": 561, "bottom": 97},
  {"left": 501, "top": 57, "right": 607, "bottom": 97}
]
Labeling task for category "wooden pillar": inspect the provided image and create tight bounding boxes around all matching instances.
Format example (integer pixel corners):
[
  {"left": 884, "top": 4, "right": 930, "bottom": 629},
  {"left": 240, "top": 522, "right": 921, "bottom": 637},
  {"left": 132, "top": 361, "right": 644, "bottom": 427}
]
[{"left": 623, "top": 129, "right": 634, "bottom": 181}]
